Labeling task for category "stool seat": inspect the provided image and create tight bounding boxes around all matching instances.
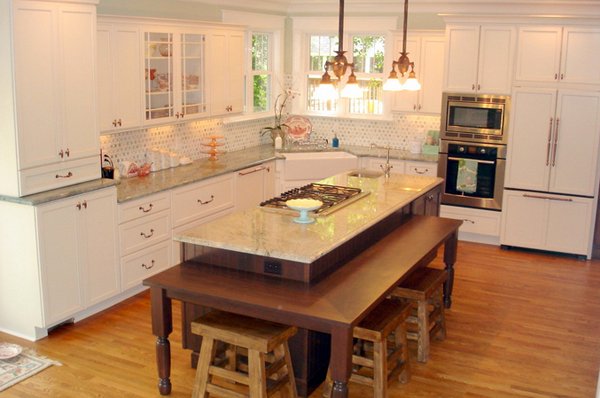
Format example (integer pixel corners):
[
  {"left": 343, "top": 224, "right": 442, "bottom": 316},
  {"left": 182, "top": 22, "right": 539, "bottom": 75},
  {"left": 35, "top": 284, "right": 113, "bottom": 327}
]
[
  {"left": 323, "top": 298, "right": 411, "bottom": 398},
  {"left": 392, "top": 267, "right": 447, "bottom": 363},
  {"left": 192, "top": 310, "right": 298, "bottom": 398}
]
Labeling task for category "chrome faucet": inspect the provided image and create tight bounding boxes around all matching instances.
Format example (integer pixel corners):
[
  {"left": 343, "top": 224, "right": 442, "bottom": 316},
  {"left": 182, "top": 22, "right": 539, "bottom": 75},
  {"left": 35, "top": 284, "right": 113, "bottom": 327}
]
[{"left": 370, "top": 143, "right": 393, "bottom": 179}]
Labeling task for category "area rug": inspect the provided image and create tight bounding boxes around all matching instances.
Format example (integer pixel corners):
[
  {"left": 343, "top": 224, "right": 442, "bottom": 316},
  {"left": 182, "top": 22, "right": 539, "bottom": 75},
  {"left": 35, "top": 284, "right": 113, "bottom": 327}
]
[{"left": 0, "top": 345, "right": 61, "bottom": 392}]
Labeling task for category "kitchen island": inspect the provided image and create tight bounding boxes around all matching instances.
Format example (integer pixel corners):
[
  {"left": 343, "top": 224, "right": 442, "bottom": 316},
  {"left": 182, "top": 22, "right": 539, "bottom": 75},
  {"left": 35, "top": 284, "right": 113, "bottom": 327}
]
[{"left": 144, "top": 172, "right": 460, "bottom": 397}]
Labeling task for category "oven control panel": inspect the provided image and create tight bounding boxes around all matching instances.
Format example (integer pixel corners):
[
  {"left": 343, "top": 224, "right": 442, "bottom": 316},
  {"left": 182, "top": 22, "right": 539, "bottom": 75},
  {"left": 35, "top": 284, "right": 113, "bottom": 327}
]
[{"left": 443, "top": 142, "right": 506, "bottom": 160}]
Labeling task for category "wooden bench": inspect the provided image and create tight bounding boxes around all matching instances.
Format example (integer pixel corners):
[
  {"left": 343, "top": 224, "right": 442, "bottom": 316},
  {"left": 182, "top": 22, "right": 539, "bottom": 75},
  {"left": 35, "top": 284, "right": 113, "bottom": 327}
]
[{"left": 144, "top": 215, "right": 463, "bottom": 397}]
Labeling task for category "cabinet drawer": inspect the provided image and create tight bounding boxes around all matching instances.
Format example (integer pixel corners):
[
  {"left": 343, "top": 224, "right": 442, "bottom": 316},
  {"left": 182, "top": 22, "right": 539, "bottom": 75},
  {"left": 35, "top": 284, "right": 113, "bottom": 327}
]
[
  {"left": 119, "top": 211, "right": 171, "bottom": 256},
  {"left": 118, "top": 192, "right": 171, "bottom": 223},
  {"left": 171, "top": 174, "right": 234, "bottom": 227},
  {"left": 19, "top": 156, "right": 100, "bottom": 196},
  {"left": 121, "top": 240, "right": 171, "bottom": 291},
  {"left": 441, "top": 205, "right": 501, "bottom": 236},
  {"left": 405, "top": 161, "right": 437, "bottom": 176}
]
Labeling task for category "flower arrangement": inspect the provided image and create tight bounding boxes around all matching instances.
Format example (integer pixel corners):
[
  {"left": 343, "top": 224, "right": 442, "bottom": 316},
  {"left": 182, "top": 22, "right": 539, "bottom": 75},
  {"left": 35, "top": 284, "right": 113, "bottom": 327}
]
[{"left": 261, "top": 89, "right": 299, "bottom": 141}]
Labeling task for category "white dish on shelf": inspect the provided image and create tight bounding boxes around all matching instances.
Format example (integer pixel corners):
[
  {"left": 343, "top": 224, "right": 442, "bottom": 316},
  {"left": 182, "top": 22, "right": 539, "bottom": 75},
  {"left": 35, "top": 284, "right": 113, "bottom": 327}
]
[
  {"left": 285, "top": 199, "right": 322, "bottom": 224},
  {"left": 0, "top": 342, "right": 22, "bottom": 360}
]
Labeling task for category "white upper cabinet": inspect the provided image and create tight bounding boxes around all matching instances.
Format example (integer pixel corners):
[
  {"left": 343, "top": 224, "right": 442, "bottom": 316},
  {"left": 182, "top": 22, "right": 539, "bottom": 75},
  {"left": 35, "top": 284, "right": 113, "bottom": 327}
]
[
  {"left": 392, "top": 32, "right": 445, "bottom": 114},
  {"left": 505, "top": 87, "right": 600, "bottom": 197},
  {"left": 143, "top": 29, "right": 209, "bottom": 124},
  {"left": 515, "top": 26, "right": 600, "bottom": 85},
  {"left": 208, "top": 28, "right": 245, "bottom": 116},
  {"left": 1, "top": 0, "right": 100, "bottom": 197},
  {"left": 97, "top": 22, "right": 143, "bottom": 133},
  {"left": 444, "top": 24, "right": 515, "bottom": 94}
]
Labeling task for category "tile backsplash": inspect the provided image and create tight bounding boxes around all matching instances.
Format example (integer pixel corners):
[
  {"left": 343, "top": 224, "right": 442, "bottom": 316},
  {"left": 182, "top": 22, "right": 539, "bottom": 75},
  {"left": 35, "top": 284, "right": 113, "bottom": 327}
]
[{"left": 100, "top": 113, "right": 440, "bottom": 166}]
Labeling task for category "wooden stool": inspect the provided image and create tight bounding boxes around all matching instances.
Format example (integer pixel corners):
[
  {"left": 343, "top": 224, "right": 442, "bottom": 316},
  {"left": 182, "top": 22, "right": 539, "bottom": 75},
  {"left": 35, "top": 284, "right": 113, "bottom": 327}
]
[
  {"left": 191, "top": 310, "right": 298, "bottom": 398},
  {"left": 323, "top": 298, "right": 411, "bottom": 398},
  {"left": 391, "top": 267, "right": 447, "bottom": 363}
]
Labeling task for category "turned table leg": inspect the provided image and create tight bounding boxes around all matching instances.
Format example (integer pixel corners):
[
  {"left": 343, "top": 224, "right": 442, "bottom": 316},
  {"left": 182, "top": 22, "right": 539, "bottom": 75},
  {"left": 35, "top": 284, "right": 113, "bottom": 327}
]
[
  {"left": 150, "top": 287, "right": 173, "bottom": 395},
  {"left": 443, "top": 230, "right": 458, "bottom": 308}
]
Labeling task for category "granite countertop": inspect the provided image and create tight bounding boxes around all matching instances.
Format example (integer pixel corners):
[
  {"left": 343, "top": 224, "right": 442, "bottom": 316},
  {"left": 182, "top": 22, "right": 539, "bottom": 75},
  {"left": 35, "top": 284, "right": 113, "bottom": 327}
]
[
  {"left": 0, "top": 144, "right": 439, "bottom": 206},
  {"left": 174, "top": 172, "right": 443, "bottom": 264}
]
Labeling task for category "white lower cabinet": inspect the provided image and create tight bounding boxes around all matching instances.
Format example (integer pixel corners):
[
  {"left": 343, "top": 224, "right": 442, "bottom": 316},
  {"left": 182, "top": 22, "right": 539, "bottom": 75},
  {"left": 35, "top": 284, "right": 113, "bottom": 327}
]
[
  {"left": 37, "top": 188, "right": 119, "bottom": 326},
  {"left": 117, "top": 191, "right": 172, "bottom": 289},
  {"left": 440, "top": 204, "right": 502, "bottom": 244},
  {"left": 500, "top": 189, "right": 595, "bottom": 257},
  {"left": 235, "top": 161, "right": 275, "bottom": 211},
  {"left": 405, "top": 161, "right": 437, "bottom": 176}
]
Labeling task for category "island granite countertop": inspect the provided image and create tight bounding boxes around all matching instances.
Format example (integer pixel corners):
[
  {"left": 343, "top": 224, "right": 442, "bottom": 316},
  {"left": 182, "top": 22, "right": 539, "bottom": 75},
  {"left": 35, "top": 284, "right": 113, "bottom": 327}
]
[
  {"left": 174, "top": 172, "right": 443, "bottom": 264},
  {"left": 1, "top": 144, "right": 438, "bottom": 206}
]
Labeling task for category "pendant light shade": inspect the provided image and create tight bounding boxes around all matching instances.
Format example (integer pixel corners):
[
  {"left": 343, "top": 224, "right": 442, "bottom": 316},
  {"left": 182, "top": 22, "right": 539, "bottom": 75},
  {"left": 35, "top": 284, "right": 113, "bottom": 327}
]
[
  {"left": 383, "top": 0, "right": 421, "bottom": 92},
  {"left": 316, "top": 0, "right": 362, "bottom": 100}
]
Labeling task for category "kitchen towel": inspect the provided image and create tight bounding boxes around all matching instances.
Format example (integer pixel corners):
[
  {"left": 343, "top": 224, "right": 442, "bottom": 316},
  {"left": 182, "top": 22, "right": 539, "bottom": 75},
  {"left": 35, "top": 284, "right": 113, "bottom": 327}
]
[{"left": 456, "top": 159, "right": 478, "bottom": 194}]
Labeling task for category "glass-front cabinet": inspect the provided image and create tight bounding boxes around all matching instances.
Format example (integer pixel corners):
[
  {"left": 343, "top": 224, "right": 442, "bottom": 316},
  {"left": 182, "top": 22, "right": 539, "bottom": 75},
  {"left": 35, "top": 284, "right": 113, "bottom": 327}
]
[{"left": 144, "top": 30, "right": 207, "bottom": 124}]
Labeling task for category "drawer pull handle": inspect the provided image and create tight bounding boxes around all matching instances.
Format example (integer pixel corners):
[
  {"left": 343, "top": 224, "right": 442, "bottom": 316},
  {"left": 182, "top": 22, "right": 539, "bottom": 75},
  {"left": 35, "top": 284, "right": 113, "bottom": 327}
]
[
  {"left": 142, "top": 260, "right": 155, "bottom": 270},
  {"left": 462, "top": 219, "right": 475, "bottom": 224},
  {"left": 414, "top": 168, "right": 428, "bottom": 174},
  {"left": 140, "top": 229, "right": 155, "bottom": 238},
  {"left": 238, "top": 166, "right": 266, "bottom": 176},
  {"left": 139, "top": 204, "right": 154, "bottom": 213},
  {"left": 198, "top": 195, "right": 215, "bottom": 205},
  {"left": 523, "top": 193, "right": 573, "bottom": 202},
  {"left": 55, "top": 172, "right": 73, "bottom": 179}
]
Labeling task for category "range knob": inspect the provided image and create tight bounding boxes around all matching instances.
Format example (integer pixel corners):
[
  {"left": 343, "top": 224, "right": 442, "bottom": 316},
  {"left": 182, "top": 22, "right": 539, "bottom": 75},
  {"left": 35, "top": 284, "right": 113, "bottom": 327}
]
[
  {"left": 458, "top": 147, "right": 465, "bottom": 153},
  {"left": 479, "top": 148, "right": 486, "bottom": 154}
]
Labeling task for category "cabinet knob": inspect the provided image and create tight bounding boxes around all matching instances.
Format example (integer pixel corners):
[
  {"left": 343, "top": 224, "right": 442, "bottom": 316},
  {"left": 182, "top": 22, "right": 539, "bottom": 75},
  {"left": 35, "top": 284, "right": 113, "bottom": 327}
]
[
  {"left": 471, "top": 84, "right": 475, "bottom": 90},
  {"left": 76, "top": 202, "right": 81, "bottom": 210},
  {"left": 418, "top": 104, "right": 422, "bottom": 110},
  {"left": 59, "top": 149, "right": 64, "bottom": 158},
  {"left": 65, "top": 148, "right": 70, "bottom": 157},
  {"left": 117, "top": 118, "right": 122, "bottom": 126},
  {"left": 413, "top": 104, "right": 417, "bottom": 110},
  {"left": 112, "top": 119, "right": 117, "bottom": 127},
  {"left": 560, "top": 73, "right": 564, "bottom": 80},
  {"left": 554, "top": 73, "right": 558, "bottom": 80},
  {"left": 82, "top": 200, "right": 87, "bottom": 209},
  {"left": 477, "top": 84, "right": 480, "bottom": 90}
]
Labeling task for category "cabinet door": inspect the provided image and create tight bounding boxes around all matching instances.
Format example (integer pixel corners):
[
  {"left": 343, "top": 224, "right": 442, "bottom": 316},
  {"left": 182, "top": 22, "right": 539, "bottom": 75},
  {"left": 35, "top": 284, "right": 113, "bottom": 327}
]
[
  {"left": 560, "top": 27, "right": 600, "bottom": 85},
  {"left": 515, "top": 26, "right": 562, "bottom": 83},
  {"left": 209, "top": 29, "right": 244, "bottom": 116},
  {"left": 392, "top": 37, "right": 419, "bottom": 112},
  {"left": 444, "top": 25, "right": 479, "bottom": 93},
  {"left": 477, "top": 26, "right": 515, "bottom": 94},
  {"left": 13, "top": 1, "right": 61, "bottom": 168},
  {"left": 59, "top": 4, "right": 98, "bottom": 161},
  {"left": 505, "top": 88, "right": 556, "bottom": 192},
  {"left": 418, "top": 36, "right": 445, "bottom": 113},
  {"left": 98, "top": 24, "right": 143, "bottom": 132},
  {"left": 235, "top": 165, "right": 267, "bottom": 211},
  {"left": 545, "top": 195, "right": 594, "bottom": 255},
  {"left": 80, "top": 189, "right": 119, "bottom": 306},
  {"left": 500, "top": 190, "right": 548, "bottom": 249},
  {"left": 549, "top": 91, "right": 600, "bottom": 196},
  {"left": 144, "top": 31, "right": 176, "bottom": 123},
  {"left": 37, "top": 198, "right": 83, "bottom": 325},
  {"left": 180, "top": 32, "right": 208, "bottom": 118}
]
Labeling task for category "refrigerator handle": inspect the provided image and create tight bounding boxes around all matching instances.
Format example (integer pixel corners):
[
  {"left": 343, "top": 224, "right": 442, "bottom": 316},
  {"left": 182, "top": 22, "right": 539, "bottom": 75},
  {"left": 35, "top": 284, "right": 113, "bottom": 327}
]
[
  {"left": 546, "top": 117, "right": 553, "bottom": 166},
  {"left": 551, "top": 118, "right": 560, "bottom": 167}
]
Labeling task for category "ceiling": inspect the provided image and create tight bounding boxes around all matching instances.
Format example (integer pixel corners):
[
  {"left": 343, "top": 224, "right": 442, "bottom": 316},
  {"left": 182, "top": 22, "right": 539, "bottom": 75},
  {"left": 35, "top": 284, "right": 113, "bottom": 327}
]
[{"left": 181, "top": 0, "right": 600, "bottom": 17}]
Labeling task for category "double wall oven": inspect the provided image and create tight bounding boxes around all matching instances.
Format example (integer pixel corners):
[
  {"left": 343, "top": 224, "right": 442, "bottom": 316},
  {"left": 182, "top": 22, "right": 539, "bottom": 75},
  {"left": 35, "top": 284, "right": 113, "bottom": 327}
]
[{"left": 438, "top": 92, "right": 511, "bottom": 211}]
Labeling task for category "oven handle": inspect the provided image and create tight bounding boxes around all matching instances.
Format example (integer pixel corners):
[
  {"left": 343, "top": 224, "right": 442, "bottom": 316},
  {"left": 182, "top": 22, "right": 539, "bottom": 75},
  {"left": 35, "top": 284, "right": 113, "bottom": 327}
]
[{"left": 448, "top": 157, "right": 495, "bottom": 165}]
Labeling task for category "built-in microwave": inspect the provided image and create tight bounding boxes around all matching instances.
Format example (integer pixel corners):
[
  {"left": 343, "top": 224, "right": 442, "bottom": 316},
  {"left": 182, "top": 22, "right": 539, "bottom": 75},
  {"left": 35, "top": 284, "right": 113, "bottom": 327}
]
[{"left": 441, "top": 92, "right": 511, "bottom": 145}]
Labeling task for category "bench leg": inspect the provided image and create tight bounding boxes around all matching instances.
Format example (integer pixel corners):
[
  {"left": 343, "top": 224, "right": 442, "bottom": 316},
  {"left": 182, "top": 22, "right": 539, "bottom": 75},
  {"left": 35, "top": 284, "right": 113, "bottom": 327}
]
[{"left": 192, "top": 336, "right": 215, "bottom": 398}]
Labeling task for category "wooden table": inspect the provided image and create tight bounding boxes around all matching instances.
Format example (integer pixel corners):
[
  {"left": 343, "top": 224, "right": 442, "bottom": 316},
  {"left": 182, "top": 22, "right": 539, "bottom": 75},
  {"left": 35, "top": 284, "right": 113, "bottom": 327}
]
[{"left": 144, "top": 216, "right": 461, "bottom": 397}]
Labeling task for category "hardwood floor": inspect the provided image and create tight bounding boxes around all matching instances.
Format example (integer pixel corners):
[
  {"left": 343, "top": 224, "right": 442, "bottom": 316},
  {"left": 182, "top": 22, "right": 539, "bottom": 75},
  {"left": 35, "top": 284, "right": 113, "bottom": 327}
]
[{"left": 2, "top": 241, "right": 600, "bottom": 397}]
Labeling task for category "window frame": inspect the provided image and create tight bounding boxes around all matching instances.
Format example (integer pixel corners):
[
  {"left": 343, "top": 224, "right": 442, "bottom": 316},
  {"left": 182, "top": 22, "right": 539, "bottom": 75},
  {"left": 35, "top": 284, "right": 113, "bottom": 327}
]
[{"left": 292, "top": 16, "right": 397, "bottom": 120}]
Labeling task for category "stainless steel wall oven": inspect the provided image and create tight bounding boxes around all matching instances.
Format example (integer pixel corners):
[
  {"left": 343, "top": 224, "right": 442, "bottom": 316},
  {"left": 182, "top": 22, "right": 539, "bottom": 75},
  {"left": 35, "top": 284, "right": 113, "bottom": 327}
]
[{"left": 438, "top": 140, "right": 506, "bottom": 210}]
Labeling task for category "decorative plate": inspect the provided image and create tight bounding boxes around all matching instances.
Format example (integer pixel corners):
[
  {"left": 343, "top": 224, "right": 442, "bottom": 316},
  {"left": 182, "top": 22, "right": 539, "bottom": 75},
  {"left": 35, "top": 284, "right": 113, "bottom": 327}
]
[
  {"left": 0, "top": 343, "right": 22, "bottom": 360},
  {"left": 284, "top": 116, "right": 312, "bottom": 142}
]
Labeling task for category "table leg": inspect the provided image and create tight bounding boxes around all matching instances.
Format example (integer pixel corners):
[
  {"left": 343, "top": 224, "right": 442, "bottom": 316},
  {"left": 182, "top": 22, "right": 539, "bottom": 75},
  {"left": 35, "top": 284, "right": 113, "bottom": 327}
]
[
  {"left": 150, "top": 286, "right": 173, "bottom": 395},
  {"left": 328, "top": 326, "right": 353, "bottom": 398},
  {"left": 443, "top": 230, "right": 458, "bottom": 308}
]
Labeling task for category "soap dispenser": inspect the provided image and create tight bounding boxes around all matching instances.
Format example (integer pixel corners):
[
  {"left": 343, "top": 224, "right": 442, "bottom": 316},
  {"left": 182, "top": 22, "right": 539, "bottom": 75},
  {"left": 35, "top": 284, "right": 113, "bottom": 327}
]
[{"left": 332, "top": 134, "right": 339, "bottom": 148}]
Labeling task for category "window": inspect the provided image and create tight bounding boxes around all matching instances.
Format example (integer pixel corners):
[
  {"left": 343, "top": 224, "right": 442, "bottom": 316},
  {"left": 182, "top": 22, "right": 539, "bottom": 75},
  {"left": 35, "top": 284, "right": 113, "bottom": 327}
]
[
  {"left": 250, "top": 32, "right": 273, "bottom": 113},
  {"left": 305, "top": 33, "right": 386, "bottom": 116}
]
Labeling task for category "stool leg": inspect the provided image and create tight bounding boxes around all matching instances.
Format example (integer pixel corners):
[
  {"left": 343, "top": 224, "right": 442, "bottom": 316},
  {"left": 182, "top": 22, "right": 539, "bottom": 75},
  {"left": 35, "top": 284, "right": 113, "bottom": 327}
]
[
  {"left": 192, "top": 336, "right": 215, "bottom": 398},
  {"left": 417, "top": 300, "right": 430, "bottom": 363},
  {"left": 282, "top": 342, "right": 298, "bottom": 398},
  {"left": 394, "top": 323, "right": 410, "bottom": 383},
  {"left": 372, "top": 338, "right": 387, "bottom": 398},
  {"left": 322, "top": 369, "right": 332, "bottom": 398},
  {"left": 248, "top": 349, "right": 268, "bottom": 398}
]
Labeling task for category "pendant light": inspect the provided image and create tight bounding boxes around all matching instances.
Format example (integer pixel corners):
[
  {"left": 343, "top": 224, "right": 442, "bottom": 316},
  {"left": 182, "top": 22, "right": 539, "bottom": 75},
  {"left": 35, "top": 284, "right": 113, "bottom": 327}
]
[
  {"left": 315, "top": 0, "right": 362, "bottom": 99},
  {"left": 383, "top": 0, "right": 421, "bottom": 91}
]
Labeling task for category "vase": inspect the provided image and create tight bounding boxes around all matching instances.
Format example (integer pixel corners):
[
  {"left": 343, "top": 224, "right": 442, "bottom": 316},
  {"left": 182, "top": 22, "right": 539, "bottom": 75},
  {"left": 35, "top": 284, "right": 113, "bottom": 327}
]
[{"left": 270, "top": 128, "right": 283, "bottom": 146}]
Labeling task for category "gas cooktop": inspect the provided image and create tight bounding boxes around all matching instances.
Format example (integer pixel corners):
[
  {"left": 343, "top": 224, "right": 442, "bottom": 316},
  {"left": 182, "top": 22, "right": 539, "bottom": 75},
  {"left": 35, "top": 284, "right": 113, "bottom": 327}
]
[{"left": 260, "top": 183, "right": 369, "bottom": 216}]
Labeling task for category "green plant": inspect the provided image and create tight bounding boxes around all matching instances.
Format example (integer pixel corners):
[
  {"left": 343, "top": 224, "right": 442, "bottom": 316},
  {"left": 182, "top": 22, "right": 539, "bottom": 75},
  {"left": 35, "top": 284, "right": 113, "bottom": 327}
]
[{"left": 260, "top": 91, "right": 295, "bottom": 137}]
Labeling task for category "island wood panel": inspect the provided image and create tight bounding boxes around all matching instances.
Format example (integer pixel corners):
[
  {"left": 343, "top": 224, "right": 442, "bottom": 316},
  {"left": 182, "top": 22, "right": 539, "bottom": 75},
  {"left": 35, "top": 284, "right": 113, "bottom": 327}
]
[{"left": 594, "top": 183, "right": 600, "bottom": 259}]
